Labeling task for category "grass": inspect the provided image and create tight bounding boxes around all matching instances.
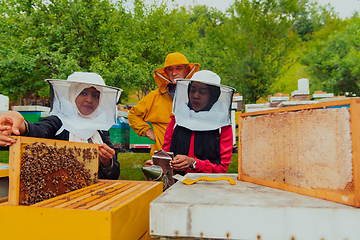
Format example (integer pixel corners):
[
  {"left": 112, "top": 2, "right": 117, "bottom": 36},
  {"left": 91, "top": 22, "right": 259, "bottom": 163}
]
[
  {"left": 118, "top": 152, "right": 151, "bottom": 181},
  {"left": 118, "top": 152, "right": 239, "bottom": 180},
  {"left": 0, "top": 150, "right": 239, "bottom": 181},
  {"left": 0, "top": 150, "right": 9, "bottom": 164}
]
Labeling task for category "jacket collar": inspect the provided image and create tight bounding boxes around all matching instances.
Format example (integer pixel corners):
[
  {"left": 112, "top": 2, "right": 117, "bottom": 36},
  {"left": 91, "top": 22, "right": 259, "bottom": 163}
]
[{"left": 153, "top": 63, "right": 200, "bottom": 94}]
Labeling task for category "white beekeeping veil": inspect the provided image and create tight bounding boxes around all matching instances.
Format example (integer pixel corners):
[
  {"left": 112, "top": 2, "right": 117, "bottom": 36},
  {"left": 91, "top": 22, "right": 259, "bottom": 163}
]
[
  {"left": 173, "top": 70, "right": 235, "bottom": 131},
  {"left": 46, "top": 72, "right": 122, "bottom": 140}
]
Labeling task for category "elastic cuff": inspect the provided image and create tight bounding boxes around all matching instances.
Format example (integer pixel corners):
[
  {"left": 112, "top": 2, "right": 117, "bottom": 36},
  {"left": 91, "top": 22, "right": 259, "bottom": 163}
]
[
  {"left": 141, "top": 127, "right": 152, "bottom": 137},
  {"left": 24, "top": 120, "right": 29, "bottom": 136},
  {"left": 100, "top": 159, "right": 114, "bottom": 175}
]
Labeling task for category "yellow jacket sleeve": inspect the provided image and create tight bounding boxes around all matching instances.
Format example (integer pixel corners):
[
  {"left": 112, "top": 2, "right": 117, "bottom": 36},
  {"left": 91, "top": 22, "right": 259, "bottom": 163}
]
[
  {"left": 128, "top": 89, "right": 173, "bottom": 155},
  {"left": 128, "top": 93, "right": 154, "bottom": 137}
]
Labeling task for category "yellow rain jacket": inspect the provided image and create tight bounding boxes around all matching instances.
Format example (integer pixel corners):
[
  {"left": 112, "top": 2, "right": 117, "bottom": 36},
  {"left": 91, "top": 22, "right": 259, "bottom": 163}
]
[{"left": 128, "top": 52, "right": 200, "bottom": 155}]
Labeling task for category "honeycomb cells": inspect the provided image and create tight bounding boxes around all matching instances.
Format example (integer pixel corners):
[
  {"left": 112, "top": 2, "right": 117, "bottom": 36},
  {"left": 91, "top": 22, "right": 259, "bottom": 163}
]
[
  {"left": 241, "top": 107, "right": 354, "bottom": 194},
  {"left": 19, "top": 142, "right": 98, "bottom": 205}
]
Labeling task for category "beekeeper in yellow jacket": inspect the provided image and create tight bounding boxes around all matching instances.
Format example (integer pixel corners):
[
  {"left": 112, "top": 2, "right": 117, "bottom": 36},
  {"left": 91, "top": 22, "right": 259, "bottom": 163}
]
[{"left": 128, "top": 52, "right": 200, "bottom": 155}]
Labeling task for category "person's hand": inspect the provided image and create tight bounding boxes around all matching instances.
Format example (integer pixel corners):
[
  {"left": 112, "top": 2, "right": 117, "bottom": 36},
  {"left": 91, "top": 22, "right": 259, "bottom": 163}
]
[
  {"left": 170, "top": 154, "right": 195, "bottom": 171},
  {"left": 145, "top": 129, "right": 155, "bottom": 141},
  {"left": 144, "top": 160, "right": 154, "bottom": 167},
  {"left": 0, "top": 111, "right": 26, "bottom": 146},
  {"left": 0, "top": 124, "right": 15, "bottom": 146},
  {"left": 97, "top": 143, "right": 115, "bottom": 168}
]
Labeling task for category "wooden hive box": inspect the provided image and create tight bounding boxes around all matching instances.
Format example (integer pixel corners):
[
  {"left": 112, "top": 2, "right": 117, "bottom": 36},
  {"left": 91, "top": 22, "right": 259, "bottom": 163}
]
[
  {"left": 8, "top": 136, "right": 99, "bottom": 206},
  {"left": 0, "top": 163, "right": 9, "bottom": 178},
  {"left": 0, "top": 163, "right": 9, "bottom": 198},
  {"left": 0, "top": 180, "right": 163, "bottom": 240},
  {"left": 238, "top": 98, "right": 360, "bottom": 207}
]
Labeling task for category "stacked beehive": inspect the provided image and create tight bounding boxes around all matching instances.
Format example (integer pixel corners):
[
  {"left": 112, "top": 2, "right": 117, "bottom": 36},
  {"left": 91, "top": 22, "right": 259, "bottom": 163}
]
[{"left": 1, "top": 136, "right": 162, "bottom": 240}]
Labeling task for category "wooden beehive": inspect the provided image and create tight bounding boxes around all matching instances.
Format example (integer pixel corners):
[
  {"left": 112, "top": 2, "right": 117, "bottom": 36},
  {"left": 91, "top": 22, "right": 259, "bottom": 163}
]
[
  {"left": 238, "top": 98, "right": 360, "bottom": 207},
  {"left": 9, "top": 136, "right": 99, "bottom": 206},
  {"left": 0, "top": 163, "right": 9, "bottom": 198},
  {"left": 0, "top": 163, "right": 9, "bottom": 178},
  {"left": 0, "top": 180, "right": 163, "bottom": 240}
]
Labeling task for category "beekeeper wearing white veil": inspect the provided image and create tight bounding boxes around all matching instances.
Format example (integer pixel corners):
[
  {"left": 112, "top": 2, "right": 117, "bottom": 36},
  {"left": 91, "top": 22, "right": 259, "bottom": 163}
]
[
  {"left": 48, "top": 72, "right": 121, "bottom": 142},
  {"left": 0, "top": 72, "right": 122, "bottom": 180},
  {"left": 158, "top": 70, "right": 235, "bottom": 176}
]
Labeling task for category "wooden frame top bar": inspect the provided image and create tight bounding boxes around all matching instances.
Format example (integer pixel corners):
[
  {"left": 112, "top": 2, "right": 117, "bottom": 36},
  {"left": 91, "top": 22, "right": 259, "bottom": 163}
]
[{"left": 241, "top": 98, "right": 354, "bottom": 117}]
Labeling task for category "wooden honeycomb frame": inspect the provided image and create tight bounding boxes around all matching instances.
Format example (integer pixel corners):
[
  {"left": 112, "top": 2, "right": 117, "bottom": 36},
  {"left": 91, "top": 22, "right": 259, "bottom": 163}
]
[
  {"left": 238, "top": 98, "right": 360, "bottom": 207},
  {"left": 8, "top": 136, "right": 99, "bottom": 206}
]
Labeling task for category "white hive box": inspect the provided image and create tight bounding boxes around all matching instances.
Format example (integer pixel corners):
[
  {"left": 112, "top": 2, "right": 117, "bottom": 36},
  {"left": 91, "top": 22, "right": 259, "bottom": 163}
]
[{"left": 150, "top": 173, "right": 360, "bottom": 240}]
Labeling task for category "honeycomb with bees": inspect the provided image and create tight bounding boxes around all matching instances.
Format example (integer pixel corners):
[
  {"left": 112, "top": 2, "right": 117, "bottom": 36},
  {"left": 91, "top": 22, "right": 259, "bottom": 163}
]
[{"left": 8, "top": 136, "right": 99, "bottom": 206}]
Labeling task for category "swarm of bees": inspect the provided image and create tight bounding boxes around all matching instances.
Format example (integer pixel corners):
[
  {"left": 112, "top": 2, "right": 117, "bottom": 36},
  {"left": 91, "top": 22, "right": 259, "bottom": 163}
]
[{"left": 19, "top": 142, "right": 98, "bottom": 206}]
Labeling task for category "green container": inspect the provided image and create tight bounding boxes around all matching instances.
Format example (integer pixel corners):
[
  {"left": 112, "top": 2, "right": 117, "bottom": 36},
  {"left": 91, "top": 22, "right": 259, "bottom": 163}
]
[
  {"left": 19, "top": 111, "right": 42, "bottom": 123},
  {"left": 109, "top": 128, "right": 129, "bottom": 145},
  {"left": 14, "top": 106, "right": 50, "bottom": 123},
  {"left": 129, "top": 122, "right": 155, "bottom": 148},
  {"left": 109, "top": 117, "right": 130, "bottom": 149}
]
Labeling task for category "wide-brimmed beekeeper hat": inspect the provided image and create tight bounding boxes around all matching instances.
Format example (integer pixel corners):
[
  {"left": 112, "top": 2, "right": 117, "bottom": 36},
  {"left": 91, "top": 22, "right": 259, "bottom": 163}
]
[
  {"left": 153, "top": 52, "right": 200, "bottom": 93},
  {"left": 182, "top": 70, "right": 235, "bottom": 90},
  {"left": 45, "top": 72, "right": 123, "bottom": 140},
  {"left": 172, "top": 70, "right": 235, "bottom": 131}
]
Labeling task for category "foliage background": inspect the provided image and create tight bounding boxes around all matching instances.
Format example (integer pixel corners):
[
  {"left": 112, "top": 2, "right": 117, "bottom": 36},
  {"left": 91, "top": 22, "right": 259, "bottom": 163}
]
[{"left": 1, "top": 0, "right": 358, "bottom": 105}]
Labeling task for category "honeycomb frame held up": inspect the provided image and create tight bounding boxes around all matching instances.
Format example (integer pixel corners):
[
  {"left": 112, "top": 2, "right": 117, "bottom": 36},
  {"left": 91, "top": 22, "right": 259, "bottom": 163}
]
[
  {"left": 9, "top": 136, "right": 99, "bottom": 206},
  {"left": 238, "top": 98, "right": 360, "bottom": 207}
]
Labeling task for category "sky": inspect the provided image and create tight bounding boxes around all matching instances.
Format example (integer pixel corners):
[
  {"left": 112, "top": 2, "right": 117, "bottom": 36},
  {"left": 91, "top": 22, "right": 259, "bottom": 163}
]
[{"left": 169, "top": 0, "right": 360, "bottom": 19}]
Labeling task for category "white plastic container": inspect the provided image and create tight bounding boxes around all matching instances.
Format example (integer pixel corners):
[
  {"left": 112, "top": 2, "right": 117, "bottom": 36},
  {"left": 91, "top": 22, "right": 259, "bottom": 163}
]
[
  {"left": 0, "top": 94, "right": 9, "bottom": 113},
  {"left": 298, "top": 78, "right": 309, "bottom": 93}
]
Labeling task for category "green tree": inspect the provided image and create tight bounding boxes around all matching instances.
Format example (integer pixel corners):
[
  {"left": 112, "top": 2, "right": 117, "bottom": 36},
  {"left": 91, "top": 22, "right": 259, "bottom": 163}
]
[
  {"left": 270, "top": 0, "right": 339, "bottom": 95},
  {"left": 292, "top": 0, "right": 338, "bottom": 41},
  {"left": 0, "top": 0, "right": 129, "bottom": 102},
  {"left": 301, "top": 16, "right": 360, "bottom": 96},
  {"left": 182, "top": 4, "right": 232, "bottom": 83},
  {"left": 106, "top": 0, "right": 199, "bottom": 99},
  {"left": 222, "top": 0, "right": 301, "bottom": 103},
  {"left": 0, "top": 0, "right": 200, "bottom": 103}
]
